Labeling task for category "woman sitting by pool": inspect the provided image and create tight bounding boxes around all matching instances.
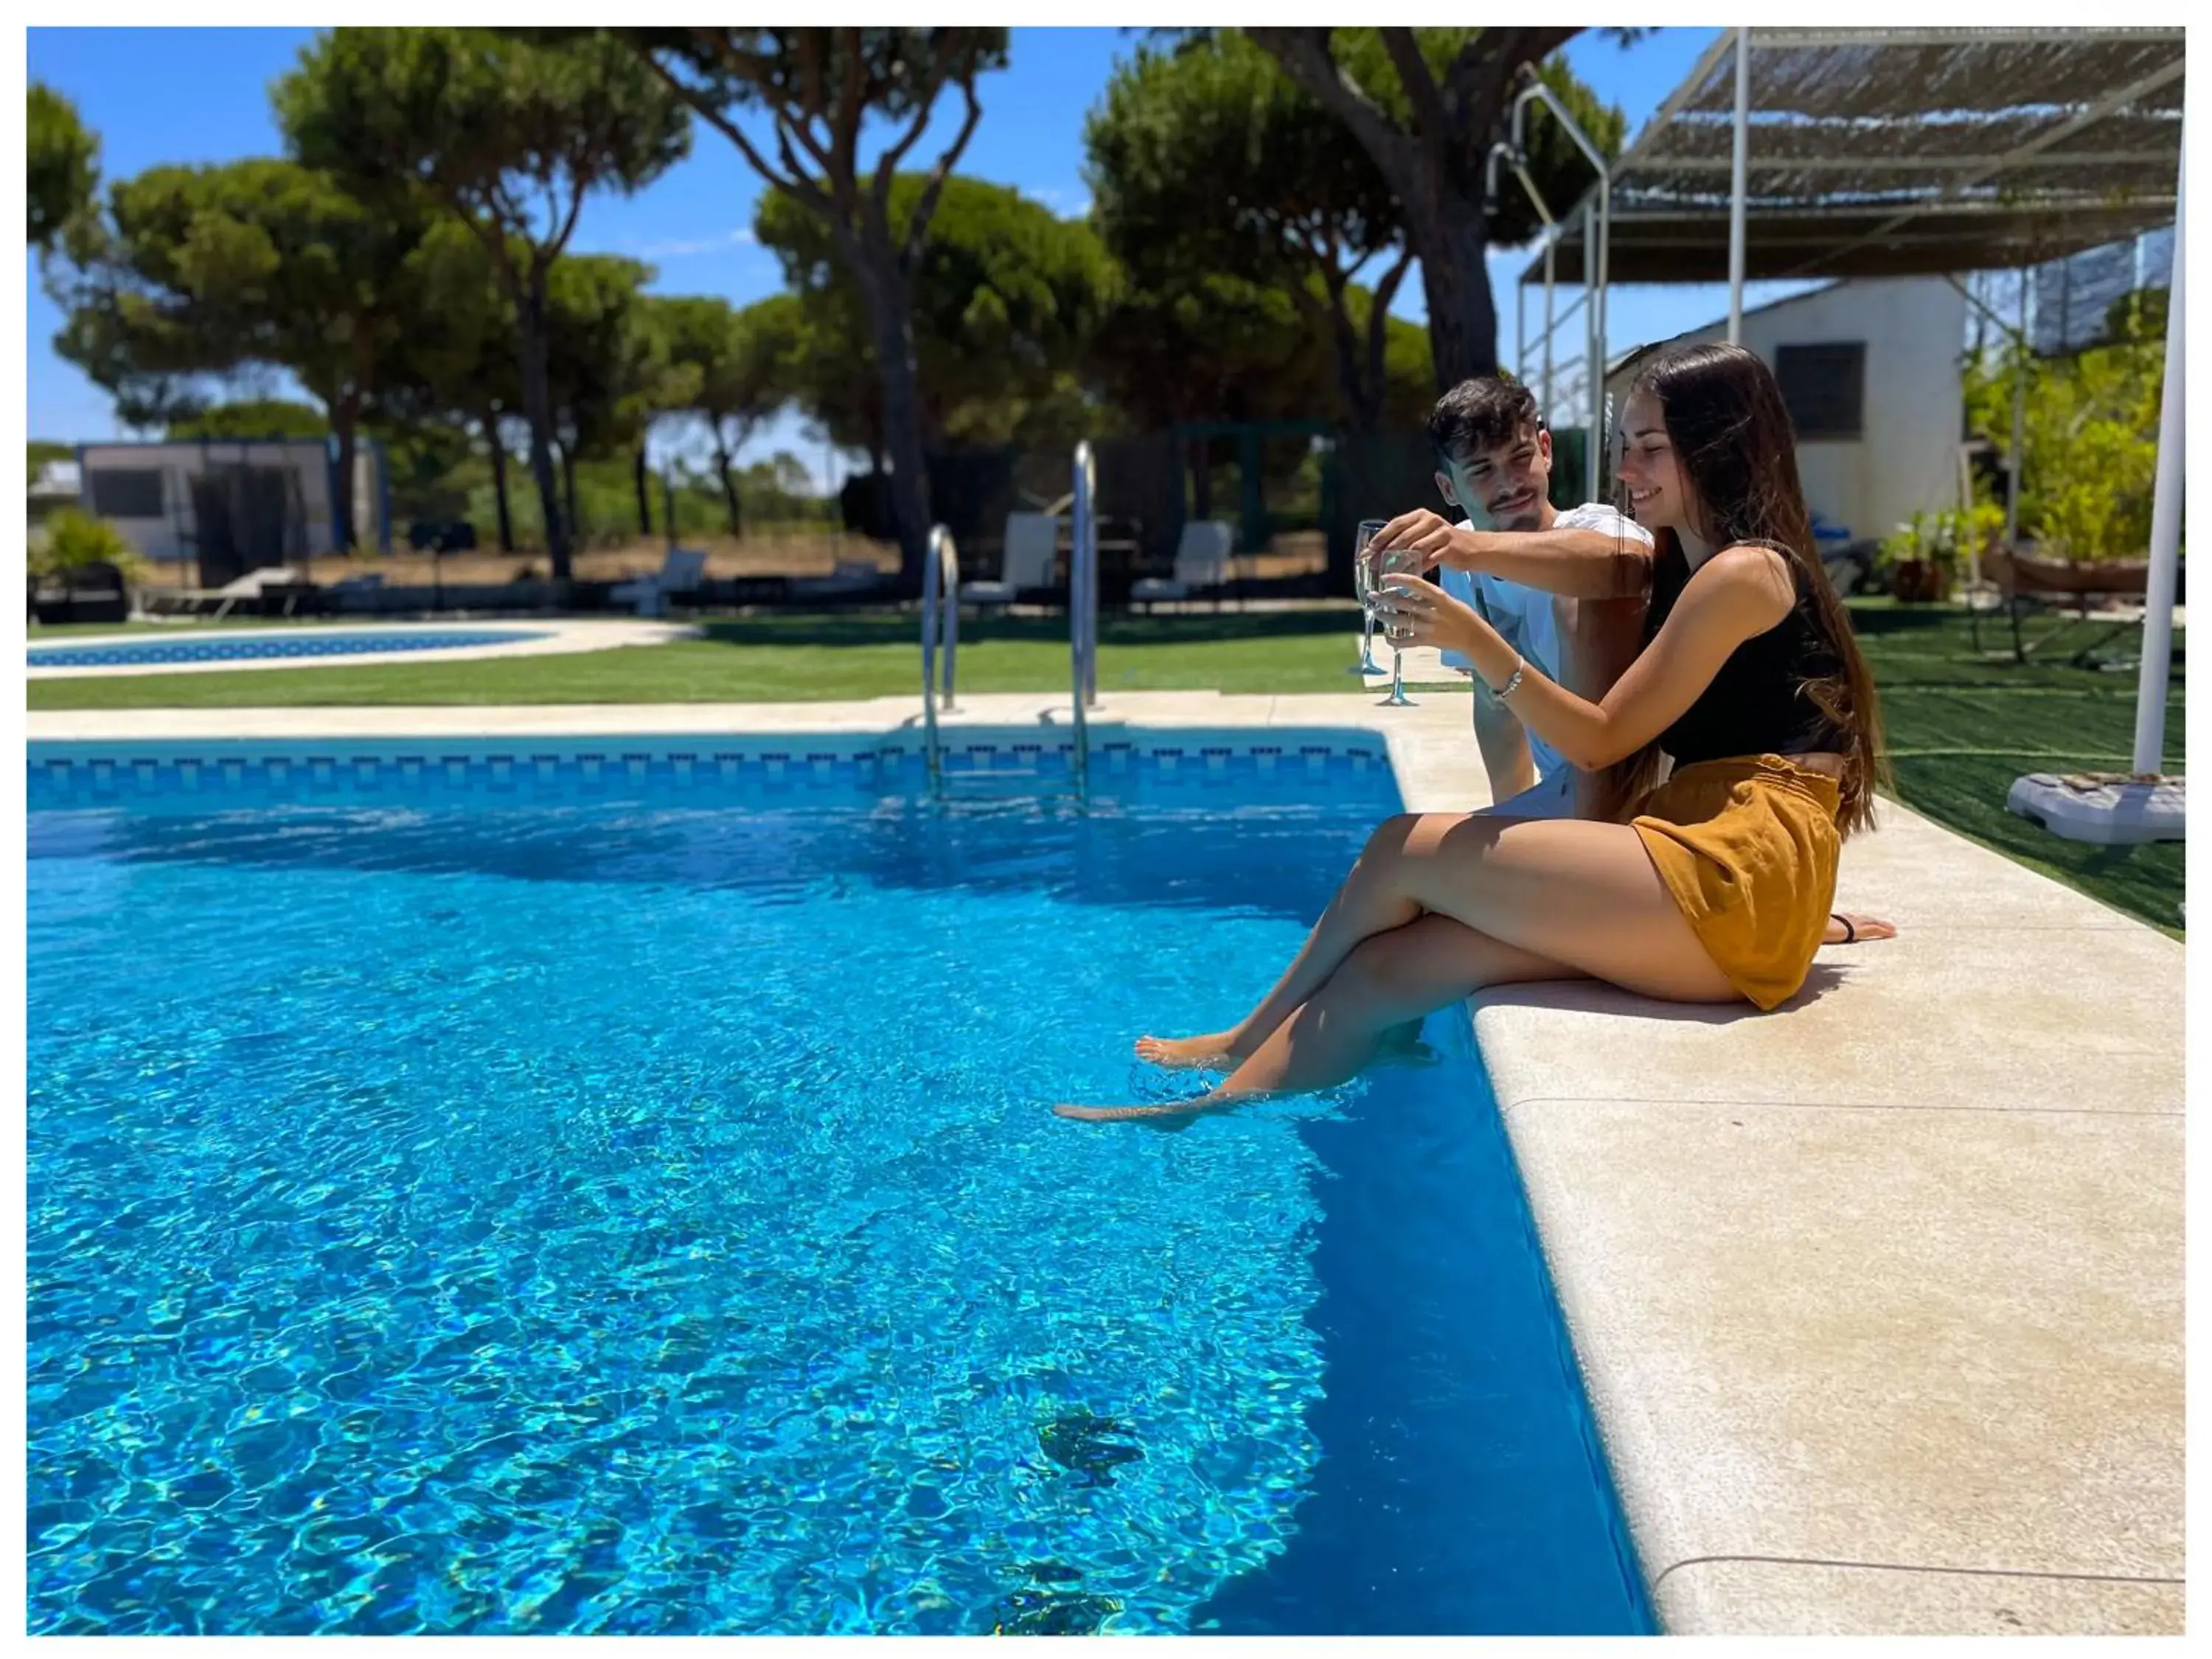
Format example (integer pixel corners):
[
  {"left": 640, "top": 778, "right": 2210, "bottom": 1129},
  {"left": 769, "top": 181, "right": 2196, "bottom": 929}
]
[{"left": 1057, "top": 341, "right": 1889, "bottom": 1123}]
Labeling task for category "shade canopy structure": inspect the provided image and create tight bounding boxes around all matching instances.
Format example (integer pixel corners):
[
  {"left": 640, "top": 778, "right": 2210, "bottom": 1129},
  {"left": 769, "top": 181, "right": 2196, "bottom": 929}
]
[
  {"left": 1520, "top": 27, "right": 2183, "bottom": 288},
  {"left": 1515, "top": 24, "right": 2183, "bottom": 818}
]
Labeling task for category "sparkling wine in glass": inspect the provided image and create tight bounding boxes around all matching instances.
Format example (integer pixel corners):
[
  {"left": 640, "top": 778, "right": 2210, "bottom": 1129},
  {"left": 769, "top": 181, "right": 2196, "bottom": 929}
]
[
  {"left": 1349, "top": 518, "right": 1387, "bottom": 676},
  {"left": 1380, "top": 571, "right": 1415, "bottom": 707}
]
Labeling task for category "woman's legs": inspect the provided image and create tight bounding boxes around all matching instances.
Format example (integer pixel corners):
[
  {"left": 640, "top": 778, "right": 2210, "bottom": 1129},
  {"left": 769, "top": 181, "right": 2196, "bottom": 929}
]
[
  {"left": 1220, "top": 914, "right": 1571, "bottom": 1096},
  {"left": 1065, "top": 915, "right": 1568, "bottom": 1122},
  {"left": 1062, "top": 813, "right": 1741, "bottom": 1121},
  {"left": 1168, "top": 811, "right": 1731, "bottom": 1055},
  {"left": 1133, "top": 813, "right": 1463, "bottom": 1073}
]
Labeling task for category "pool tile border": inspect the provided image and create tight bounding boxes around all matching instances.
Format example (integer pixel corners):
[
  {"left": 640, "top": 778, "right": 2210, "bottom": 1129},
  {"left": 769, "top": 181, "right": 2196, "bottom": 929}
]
[{"left": 25, "top": 689, "right": 2185, "bottom": 1637}]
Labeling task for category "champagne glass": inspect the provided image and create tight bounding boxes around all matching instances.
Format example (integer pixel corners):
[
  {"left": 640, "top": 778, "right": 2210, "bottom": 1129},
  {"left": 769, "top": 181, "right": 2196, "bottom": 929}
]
[
  {"left": 1379, "top": 571, "right": 1415, "bottom": 707},
  {"left": 1349, "top": 518, "right": 1386, "bottom": 676}
]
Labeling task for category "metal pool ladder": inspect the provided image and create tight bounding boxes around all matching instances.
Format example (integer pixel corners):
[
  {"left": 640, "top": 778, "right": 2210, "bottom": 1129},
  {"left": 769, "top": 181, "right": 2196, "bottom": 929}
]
[{"left": 920, "top": 440, "right": 1099, "bottom": 803}]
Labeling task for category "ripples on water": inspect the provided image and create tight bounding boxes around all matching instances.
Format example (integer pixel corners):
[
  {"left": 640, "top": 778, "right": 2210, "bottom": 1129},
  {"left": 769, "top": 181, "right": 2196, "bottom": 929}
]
[{"left": 27, "top": 788, "right": 1649, "bottom": 1635}]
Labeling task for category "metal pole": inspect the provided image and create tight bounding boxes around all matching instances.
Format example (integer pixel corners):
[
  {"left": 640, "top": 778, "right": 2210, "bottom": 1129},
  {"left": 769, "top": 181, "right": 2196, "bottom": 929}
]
[
  {"left": 1728, "top": 28, "right": 1750, "bottom": 344},
  {"left": 928, "top": 524, "right": 959, "bottom": 712},
  {"left": 1517, "top": 279, "right": 1527, "bottom": 386},
  {"left": 921, "top": 523, "right": 944, "bottom": 790},
  {"left": 2006, "top": 271, "right": 2028, "bottom": 545},
  {"left": 1596, "top": 163, "right": 1611, "bottom": 491},
  {"left": 1585, "top": 200, "right": 1601, "bottom": 500},
  {"left": 1502, "top": 75, "right": 1613, "bottom": 487},
  {"left": 1070, "top": 442, "right": 1094, "bottom": 793},
  {"left": 1083, "top": 498, "right": 1097, "bottom": 708},
  {"left": 1541, "top": 235, "right": 1557, "bottom": 414},
  {"left": 2132, "top": 149, "right": 2183, "bottom": 778}
]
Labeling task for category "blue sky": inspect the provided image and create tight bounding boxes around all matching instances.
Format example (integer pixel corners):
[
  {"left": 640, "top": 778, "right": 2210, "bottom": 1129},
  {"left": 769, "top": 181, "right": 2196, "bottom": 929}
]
[{"left": 26, "top": 26, "right": 1818, "bottom": 478}]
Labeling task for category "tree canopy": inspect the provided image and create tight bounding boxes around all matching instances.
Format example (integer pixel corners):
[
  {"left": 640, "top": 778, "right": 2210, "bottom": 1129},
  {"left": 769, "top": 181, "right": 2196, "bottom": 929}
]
[
  {"left": 613, "top": 27, "right": 1010, "bottom": 582},
  {"left": 757, "top": 173, "right": 1114, "bottom": 453},
  {"left": 29, "top": 82, "right": 100, "bottom": 252},
  {"left": 1245, "top": 27, "right": 1627, "bottom": 386},
  {"left": 277, "top": 26, "right": 692, "bottom": 577}
]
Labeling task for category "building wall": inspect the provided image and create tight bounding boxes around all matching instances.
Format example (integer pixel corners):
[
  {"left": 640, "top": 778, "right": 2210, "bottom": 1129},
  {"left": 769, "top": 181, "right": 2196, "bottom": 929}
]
[
  {"left": 75, "top": 441, "right": 343, "bottom": 567},
  {"left": 1606, "top": 276, "right": 1967, "bottom": 546}
]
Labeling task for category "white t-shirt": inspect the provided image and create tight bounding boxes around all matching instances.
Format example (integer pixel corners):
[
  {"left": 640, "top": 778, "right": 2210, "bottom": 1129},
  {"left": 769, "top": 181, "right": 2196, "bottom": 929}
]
[{"left": 1436, "top": 502, "right": 1653, "bottom": 782}]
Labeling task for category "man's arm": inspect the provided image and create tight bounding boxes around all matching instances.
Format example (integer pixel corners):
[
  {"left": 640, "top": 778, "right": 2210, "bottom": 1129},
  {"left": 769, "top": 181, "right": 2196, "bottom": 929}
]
[
  {"left": 1463, "top": 585, "right": 1537, "bottom": 803},
  {"left": 1457, "top": 526, "right": 1652, "bottom": 600},
  {"left": 1472, "top": 682, "right": 1538, "bottom": 804},
  {"left": 1374, "top": 509, "right": 1652, "bottom": 600}
]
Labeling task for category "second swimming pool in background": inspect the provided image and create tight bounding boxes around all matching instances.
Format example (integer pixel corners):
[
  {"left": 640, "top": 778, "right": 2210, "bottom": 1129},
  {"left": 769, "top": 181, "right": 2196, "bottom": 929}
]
[{"left": 27, "top": 628, "right": 549, "bottom": 670}]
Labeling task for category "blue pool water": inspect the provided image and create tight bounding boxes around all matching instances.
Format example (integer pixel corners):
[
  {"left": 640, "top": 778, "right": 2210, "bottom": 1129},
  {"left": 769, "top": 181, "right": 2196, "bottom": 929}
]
[
  {"left": 25, "top": 743, "right": 1652, "bottom": 1636},
  {"left": 29, "top": 630, "right": 548, "bottom": 669}
]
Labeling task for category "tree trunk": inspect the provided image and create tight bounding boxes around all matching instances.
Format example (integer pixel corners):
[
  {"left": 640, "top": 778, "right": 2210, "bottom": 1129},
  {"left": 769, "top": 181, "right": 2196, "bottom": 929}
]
[
  {"left": 1408, "top": 196, "right": 1502, "bottom": 389},
  {"left": 483, "top": 409, "right": 515, "bottom": 554},
  {"left": 633, "top": 445, "right": 653, "bottom": 538},
  {"left": 1248, "top": 27, "right": 1570, "bottom": 390},
  {"left": 1363, "top": 251, "right": 1415, "bottom": 426},
  {"left": 1318, "top": 274, "right": 1380, "bottom": 434},
  {"left": 561, "top": 440, "right": 582, "bottom": 552},
  {"left": 712, "top": 421, "right": 742, "bottom": 537},
  {"left": 330, "top": 394, "right": 361, "bottom": 554},
  {"left": 516, "top": 271, "right": 569, "bottom": 580},
  {"left": 853, "top": 242, "right": 931, "bottom": 589},
  {"left": 1192, "top": 440, "right": 1213, "bottom": 519}
]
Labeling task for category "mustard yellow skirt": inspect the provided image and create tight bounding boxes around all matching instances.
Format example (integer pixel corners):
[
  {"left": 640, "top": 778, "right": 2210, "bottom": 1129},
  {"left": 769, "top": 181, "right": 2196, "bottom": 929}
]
[{"left": 1631, "top": 754, "right": 1842, "bottom": 1011}]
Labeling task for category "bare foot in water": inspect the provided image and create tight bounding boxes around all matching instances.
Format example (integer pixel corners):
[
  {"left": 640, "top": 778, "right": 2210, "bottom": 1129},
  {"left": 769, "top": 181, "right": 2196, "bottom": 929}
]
[
  {"left": 1132, "top": 1032, "right": 1242, "bottom": 1071},
  {"left": 1054, "top": 1099, "right": 1225, "bottom": 1128}
]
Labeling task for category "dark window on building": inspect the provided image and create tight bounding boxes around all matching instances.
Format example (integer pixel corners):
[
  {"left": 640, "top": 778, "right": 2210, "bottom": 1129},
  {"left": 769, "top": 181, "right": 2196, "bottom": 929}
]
[
  {"left": 1775, "top": 343, "right": 1865, "bottom": 439},
  {"left": 86, "top": 467, "right": 167, "bottom": 519}
]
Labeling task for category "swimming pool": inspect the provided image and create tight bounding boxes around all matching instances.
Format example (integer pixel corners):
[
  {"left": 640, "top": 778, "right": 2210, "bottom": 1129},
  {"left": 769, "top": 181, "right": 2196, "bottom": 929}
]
[
  {"left": 28, "top": 629, "right": 549, "bottom": 669},
  {"left": 26, "top": 736, "right": 1652, "bottom": 1635}
]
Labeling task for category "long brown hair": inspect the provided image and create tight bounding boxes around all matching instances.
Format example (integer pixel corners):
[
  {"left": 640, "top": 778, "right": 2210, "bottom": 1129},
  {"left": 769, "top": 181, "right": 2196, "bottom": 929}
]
[{"left": 1624, "top": 341, "right": 1891, "bottom": 835}]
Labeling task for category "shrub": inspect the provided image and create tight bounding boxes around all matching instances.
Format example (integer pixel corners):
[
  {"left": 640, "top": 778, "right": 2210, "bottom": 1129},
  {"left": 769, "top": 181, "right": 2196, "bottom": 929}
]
[{"left": 30, "top": 509, "right": 153, "bottom": 585}]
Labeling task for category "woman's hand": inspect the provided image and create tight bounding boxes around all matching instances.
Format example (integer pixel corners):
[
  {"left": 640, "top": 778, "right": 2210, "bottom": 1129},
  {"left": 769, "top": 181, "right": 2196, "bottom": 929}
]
[
  {"left": 1369, "top": 509, "right": 1478, "bottom": 577},
  {"left": 1370, "top": 573, "right": 1485, "bottom": 657}
]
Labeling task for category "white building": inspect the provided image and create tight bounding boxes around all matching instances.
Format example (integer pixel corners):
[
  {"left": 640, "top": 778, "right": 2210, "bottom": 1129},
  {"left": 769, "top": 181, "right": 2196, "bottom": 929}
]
[
  {"left": 1604, "top": 276, "right": 1968, "bottom": 550},
  {"left": 75, "top": 438, "right": 386, "bottom": 585}
]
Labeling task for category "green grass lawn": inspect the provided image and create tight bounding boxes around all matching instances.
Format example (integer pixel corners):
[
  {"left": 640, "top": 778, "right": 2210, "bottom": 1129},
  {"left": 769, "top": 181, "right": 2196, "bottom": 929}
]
[
  {"left": 28, "top": 599, "right": 2183, "bottom": 933},
  {"left": 1845, "top": 602, "right": 2183, "bottom": 936},
  {"left": 25, "top": 611, "right": 1378, "bottom": 706}
]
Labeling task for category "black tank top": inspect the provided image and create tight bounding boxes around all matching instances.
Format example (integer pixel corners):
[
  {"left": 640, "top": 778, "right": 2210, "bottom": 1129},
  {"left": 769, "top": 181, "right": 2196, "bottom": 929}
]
[{"left": 1644, "top": 543, "right": 1846, "bottom": 766}]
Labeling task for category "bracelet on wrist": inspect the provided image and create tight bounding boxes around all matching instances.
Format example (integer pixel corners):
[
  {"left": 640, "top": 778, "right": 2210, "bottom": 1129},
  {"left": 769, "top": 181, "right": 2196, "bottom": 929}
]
[{"left": 1492, "top": 655, "right": 1526, "bottom": 700}]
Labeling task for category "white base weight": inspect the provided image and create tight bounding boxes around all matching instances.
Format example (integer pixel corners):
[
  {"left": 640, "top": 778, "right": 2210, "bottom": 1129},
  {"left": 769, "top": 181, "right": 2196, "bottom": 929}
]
[{"left": 2006, "top": 773, "right": 2185, "bottom": 844}]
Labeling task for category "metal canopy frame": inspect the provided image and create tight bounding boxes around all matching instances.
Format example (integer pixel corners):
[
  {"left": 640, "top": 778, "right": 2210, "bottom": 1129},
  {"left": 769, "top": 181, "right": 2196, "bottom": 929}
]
[
  {"left": 1522, "top": 27, "right": 2183, "bottom": 288},
  {"left": 1515, "top": 26, "right": 2183, "bottom": 782},
  {"left": 1490, "top": 72, "right": 1613, "bottom": 500}
]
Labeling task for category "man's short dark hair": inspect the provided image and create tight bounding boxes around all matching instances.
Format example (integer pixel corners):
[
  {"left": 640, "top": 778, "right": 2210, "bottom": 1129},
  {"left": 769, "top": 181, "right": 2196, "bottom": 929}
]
[{"left": 1427, "top": 376, "right": 1544, "bottom": 468}]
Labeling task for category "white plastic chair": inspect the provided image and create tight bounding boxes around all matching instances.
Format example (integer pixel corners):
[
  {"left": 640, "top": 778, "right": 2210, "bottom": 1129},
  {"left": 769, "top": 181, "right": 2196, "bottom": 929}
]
[
  {"left": 1132, "top": 519, "right": 1234, "bottom": 609},
  {"left": 611, "top": 547, "right": 708, "bottom": 617},
  {"left": 963, "top": 512, "right": 1062, "bottom": 606}
]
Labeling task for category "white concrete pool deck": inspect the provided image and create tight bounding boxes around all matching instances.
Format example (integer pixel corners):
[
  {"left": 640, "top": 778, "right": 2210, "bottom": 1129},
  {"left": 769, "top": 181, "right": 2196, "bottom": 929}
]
[
  {"left": 28, "top": 686, "right": 2185, "bottom": 1636},
  {"left": 27, "top": 618, "right": 697, "bottom": 678}
]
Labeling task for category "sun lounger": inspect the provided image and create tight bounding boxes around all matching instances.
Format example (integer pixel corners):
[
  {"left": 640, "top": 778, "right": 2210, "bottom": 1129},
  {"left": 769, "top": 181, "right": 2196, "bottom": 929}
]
[
  {"left": 610, "top": 548, "right": 709, "bottom": 617},
  {"left": 139, "top": 566, "right": 313, "bottom": 621},
  {"left": 964, "top": 512, "right": 1062, "bottom": 607},
  {"left": 1131, "top": 520, "right": 1235, "bottom": 611},
  {"left": 1971, "top": 546, "right": 2152, "bottom": 665}
]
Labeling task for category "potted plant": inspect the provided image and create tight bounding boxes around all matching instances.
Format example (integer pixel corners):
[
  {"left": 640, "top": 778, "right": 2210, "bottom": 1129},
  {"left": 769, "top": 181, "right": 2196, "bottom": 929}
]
[
  {"left": 1877, "top": 505, "right": 2003, "bottom": 603},
  {"left": 29, "top": 509, "right": 152, "bottom": 625},
  {"left": 1878, "top": 511, "right": 1951, "bottom": 602}
]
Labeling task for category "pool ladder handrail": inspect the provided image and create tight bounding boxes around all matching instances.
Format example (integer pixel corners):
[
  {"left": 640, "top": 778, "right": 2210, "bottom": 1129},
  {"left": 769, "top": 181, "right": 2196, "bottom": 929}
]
[
  {"left": 1069, "top": 439, "right": 1100, "bottom": 795},
  {"left": 921, "top": 523, "right": 959, "bottom": 792},
  {"left": 922, "top": 438, "right": 1096, "bottom": 801}
]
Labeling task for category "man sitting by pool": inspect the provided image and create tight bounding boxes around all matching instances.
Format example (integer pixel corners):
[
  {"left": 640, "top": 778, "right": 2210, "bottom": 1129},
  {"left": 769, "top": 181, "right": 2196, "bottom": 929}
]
[{"left": 1377, "top": 374, "right": 1891, "bottom": 947}]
